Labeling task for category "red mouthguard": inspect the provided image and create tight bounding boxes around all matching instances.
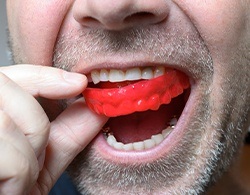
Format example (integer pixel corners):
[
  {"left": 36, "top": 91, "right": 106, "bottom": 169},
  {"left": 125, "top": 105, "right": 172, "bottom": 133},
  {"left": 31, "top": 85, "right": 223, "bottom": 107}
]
[{"left": 83, "top": 69, "right": 190, "bottom": 117}]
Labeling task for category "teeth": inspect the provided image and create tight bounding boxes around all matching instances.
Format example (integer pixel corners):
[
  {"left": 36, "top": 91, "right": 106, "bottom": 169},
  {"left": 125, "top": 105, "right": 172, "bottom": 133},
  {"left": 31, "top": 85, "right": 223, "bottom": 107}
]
[
  {"left": 141, "top": 67, "right": 153, "bottom": 79},
  {"left": 99, "top": 69, "right": 109, "bottom": 81},
  {"left": 169, "top": 118, "right": 178, "bottom": 128},
  {"left": 125, "top": 68, "right": 142, "bottom": 81},
  {"left": 123, "top": 143, "right": 134, "bottom": 151},
  {"left": 90, "top": 66, "right": 165, "bottom": 84},
  {"left": 109, "top": 70, "right": 125, "bottom": 82},
  {"left": 154, "top": 66, "right": 165, "bottom": 78},
  {"left": 133, "top": 141, "right": 145, "bottom": 151},
  {"left": 143, "top": 139, "right": 156, "bottom": 149},
  {"left": 106, "top": 126, "right": 173, "bottom": 151},
  {"left": 151, "top": 134, "right": 164, "bottom": 145},
  {"left": 91, "top": 70, "right": 100, "bottom": 84}
]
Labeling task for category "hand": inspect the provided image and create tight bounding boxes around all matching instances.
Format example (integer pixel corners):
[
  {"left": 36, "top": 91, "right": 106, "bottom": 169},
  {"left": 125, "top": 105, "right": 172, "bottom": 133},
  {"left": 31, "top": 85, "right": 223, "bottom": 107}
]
[{"left": 0, "top": 65, "right": 108, "bottom": 194}]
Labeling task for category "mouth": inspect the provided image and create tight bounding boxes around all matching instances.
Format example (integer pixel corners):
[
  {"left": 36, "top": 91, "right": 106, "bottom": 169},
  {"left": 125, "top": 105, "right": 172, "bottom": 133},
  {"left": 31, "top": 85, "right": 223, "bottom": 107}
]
[{"left": 83, "top": 65, "right": 193, "bottom": 162}]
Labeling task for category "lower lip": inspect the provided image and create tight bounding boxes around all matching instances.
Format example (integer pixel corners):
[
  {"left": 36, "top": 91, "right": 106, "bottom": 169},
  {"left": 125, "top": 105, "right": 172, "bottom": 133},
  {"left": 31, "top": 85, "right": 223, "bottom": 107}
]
[{"left": 91, "top": 86, "right": 196, "bottom": 164}]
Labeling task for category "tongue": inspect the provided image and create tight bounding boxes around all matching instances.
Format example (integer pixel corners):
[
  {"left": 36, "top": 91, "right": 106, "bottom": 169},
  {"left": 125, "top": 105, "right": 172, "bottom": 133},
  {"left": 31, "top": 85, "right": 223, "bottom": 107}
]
[{"left": 106, "top": 94, "right": 185, "bottom": 144}]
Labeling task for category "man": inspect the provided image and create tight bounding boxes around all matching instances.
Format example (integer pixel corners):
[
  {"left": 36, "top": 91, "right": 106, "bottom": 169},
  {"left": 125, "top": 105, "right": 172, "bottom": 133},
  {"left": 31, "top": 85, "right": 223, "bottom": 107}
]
[{"left": 1, "top": 0, "right": 249, "bottom": 194}]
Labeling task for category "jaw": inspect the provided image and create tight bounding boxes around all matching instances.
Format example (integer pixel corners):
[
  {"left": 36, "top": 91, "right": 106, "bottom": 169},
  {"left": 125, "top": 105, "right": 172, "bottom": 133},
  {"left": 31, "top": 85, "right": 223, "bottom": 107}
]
[
  {"left": 65, "top": 49, "right": 249, "bottom": 195},
  {"left": 69, "top": 72, "right": 248, "bottom": 195},
  {"left": 92, "top": 86, "right": 196, "bottom": 164},
  {"left": 81, "top": 66, "right": 200, "bottom": 164},
  {"left": 68, "top": 79, "right": 220, "bottom": 194}
]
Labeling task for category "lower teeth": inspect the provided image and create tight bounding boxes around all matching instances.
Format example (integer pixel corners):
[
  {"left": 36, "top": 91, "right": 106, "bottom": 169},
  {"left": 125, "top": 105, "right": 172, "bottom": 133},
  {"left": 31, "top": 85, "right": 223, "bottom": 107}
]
[{"left": 104, "top": 117, "right": 177, "bottom": 151}]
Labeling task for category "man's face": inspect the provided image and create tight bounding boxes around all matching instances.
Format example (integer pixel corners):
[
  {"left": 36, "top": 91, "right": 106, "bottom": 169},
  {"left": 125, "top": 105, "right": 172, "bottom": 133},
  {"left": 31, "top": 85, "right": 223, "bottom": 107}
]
[{"left": 7, "top": 0, "right": 250, "bottom": 194}]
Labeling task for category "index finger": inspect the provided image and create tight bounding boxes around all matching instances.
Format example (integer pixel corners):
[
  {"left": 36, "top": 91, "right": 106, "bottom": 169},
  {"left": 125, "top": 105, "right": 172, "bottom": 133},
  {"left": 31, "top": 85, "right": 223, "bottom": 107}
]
[{"left": 0, "top": 64, "right": 87, "bottom": 99}]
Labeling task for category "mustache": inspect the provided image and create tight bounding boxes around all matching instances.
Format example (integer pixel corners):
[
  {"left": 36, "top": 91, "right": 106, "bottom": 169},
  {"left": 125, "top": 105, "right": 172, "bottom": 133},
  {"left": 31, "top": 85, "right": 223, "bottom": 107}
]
[{"left": 53, "top": 26, "right": 213, "bottom": 79}]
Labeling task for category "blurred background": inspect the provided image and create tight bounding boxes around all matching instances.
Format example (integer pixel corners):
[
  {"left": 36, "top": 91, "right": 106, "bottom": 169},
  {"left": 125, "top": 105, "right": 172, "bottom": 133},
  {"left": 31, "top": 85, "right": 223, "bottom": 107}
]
[{"left": 0, "top": 1, "right": 11, "bottom": 65}]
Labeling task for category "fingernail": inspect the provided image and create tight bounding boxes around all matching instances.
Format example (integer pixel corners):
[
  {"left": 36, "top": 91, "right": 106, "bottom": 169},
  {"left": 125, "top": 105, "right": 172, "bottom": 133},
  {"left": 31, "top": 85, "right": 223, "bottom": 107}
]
[{"left": 63, "top": 72, "right": 86, "bottom": 85}]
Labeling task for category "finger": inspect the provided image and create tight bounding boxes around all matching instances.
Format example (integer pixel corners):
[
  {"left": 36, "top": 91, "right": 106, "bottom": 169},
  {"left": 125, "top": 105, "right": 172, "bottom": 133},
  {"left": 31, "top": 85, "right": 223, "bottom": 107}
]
[
  {"left": 0, "top": 110, "right": 38, "bottom": 164},
  {"left": 0, "top": 73, "right": 50, "bottom": 157},
  {"left": 0, "top": 141, "right": 35, "bottom": 195},
  {"left": 36, "top": 98, "right": 108, "bottom": 193},
  {"left": 0, "top": 111, "right": 39, "bottom": 194},
  {"left": 0, "top": 64, "right": 87, "bottom": 99}
]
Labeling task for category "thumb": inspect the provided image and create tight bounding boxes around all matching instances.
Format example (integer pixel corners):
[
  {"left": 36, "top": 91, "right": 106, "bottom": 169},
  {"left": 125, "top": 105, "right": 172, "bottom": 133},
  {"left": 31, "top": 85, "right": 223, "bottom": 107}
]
[{"left": 35, "top": 97, "right": 108, "bottom": 193}]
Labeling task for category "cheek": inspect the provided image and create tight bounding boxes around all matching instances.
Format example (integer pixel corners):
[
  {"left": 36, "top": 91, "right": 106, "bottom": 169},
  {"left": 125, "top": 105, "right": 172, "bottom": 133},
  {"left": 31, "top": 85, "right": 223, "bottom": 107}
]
[
  {"left": 174, "top": 0, "right": 247, "bottom": 58},
  {"left": 174, "top": 0, "right": 249, "bottom": 88},
  {"left": 7, "top": 0, "right": 73, "bottom": 65}
]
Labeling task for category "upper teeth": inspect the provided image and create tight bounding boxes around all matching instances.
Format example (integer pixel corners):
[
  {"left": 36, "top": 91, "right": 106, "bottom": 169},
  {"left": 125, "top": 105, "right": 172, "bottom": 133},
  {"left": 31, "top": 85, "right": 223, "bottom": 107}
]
[{"left": 90, "top": 66, "right": 165, "bottom": 84}]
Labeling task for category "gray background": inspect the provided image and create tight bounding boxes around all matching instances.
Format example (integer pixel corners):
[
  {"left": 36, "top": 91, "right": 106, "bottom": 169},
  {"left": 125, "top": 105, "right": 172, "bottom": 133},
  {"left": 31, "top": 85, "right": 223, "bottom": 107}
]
[{"left": 0, "top": 1, "right": 11, "bottom": 66}]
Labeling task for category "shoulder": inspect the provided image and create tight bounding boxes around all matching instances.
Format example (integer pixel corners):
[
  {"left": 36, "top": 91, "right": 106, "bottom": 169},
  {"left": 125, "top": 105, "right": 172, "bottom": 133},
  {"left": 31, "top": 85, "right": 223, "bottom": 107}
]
[{"left": 49, "top": 172, "right": 81, "bottom": 195}]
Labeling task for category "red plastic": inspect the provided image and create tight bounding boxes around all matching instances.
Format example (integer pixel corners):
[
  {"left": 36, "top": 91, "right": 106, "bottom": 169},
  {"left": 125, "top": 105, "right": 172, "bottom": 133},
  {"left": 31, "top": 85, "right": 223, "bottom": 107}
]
[{"left": 83, "top": 70, "right": 190, "bottom": 117}]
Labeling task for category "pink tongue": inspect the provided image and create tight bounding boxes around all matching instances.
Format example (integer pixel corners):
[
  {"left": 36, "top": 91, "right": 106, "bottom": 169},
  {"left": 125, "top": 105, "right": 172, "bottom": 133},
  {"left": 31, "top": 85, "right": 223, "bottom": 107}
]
[{"left": 106, "top": 94, "right": 185, "bottom": 144}]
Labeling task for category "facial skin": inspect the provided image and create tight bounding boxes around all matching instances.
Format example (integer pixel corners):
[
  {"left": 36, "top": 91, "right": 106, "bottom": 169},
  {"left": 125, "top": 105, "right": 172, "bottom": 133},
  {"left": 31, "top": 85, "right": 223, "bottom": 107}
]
[{"left": 6, "top": 0, "right": 250, "bottom": 194}]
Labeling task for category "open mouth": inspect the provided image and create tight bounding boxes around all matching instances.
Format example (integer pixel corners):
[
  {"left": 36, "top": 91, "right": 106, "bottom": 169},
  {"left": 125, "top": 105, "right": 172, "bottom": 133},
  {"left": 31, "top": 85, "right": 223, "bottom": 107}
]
[{"left": 83, "top": 66, "right": 191, "bottom": 153}]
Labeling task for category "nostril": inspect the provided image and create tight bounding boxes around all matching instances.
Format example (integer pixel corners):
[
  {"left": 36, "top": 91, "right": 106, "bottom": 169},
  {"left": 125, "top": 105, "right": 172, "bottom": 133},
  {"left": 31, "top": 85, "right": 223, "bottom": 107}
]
[
  {"left": 124, "top": 11, "right": 166, "bottom": 26},
  {"left": 124, "top": 12, "right": 155, "bottom": 23},
  {"left": 82, "top": 16, "right": 100, "bottom": 27}
]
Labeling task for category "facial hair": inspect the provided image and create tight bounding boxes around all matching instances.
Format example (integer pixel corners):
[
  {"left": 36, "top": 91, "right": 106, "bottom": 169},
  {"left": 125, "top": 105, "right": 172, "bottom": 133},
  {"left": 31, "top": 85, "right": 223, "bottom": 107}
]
[
  {"left": 52, "top": 23, "right": 250, "bottom": 194},
  {"left": 9, "top": 19, "right": 250, "bottom": 194}
]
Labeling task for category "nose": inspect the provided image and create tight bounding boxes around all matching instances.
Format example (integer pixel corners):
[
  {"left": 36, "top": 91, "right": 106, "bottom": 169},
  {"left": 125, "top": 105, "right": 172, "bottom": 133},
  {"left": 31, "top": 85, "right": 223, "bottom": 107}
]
[{"left": 72, "top": 0, "right": 169, "bottom": 30}]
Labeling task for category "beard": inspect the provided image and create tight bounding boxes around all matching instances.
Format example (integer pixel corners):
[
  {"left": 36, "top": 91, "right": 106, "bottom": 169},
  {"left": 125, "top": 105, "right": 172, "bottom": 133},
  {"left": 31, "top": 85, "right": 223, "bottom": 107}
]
[
  {"left": 52, "top": 23, "right": 249, "bottom": 194},
  {"left": 67, "top": 100, "right": 212, "bottom": 195},
  {"left": 9, "top": 18, "right": 250, "bottom": 194}
]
